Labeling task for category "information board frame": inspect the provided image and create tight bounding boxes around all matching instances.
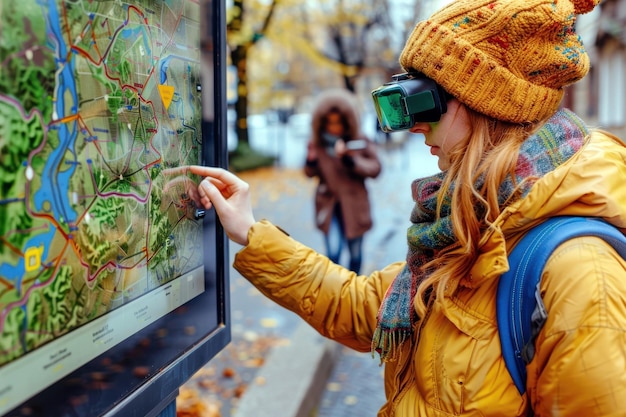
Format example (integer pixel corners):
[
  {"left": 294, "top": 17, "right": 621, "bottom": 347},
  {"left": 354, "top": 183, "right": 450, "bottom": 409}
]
[{"left": 0, "top": 0, "right": 230, "bottom": 415}]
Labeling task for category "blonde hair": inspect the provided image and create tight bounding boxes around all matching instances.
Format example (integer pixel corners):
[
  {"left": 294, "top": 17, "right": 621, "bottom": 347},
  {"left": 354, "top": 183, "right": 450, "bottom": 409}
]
[{"left": 413, "top": 108, "right": 541, "bottom": 316}]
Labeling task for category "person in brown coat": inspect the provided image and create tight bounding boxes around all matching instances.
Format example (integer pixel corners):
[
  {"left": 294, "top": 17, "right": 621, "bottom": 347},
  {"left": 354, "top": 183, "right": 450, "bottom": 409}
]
[{"left": 304, "top": 89, "right": 382, "bottom": 274}]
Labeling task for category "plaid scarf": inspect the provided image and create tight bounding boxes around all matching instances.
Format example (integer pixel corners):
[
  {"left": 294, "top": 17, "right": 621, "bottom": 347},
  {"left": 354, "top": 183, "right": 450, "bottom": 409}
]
[{"left": 371, "top": 109, "right": 589, "bottom": 362}]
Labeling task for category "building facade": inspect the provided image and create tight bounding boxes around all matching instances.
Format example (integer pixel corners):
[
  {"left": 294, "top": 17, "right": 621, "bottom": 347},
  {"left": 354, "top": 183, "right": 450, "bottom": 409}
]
[{"left": 571, "top": 0, "right": 626, "bottom": 138}]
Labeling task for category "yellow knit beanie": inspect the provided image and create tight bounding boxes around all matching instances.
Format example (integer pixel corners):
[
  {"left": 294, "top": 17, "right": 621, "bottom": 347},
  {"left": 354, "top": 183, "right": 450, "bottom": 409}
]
[{"left": 399, "top": 0, "right": 601, "bottom": 124}]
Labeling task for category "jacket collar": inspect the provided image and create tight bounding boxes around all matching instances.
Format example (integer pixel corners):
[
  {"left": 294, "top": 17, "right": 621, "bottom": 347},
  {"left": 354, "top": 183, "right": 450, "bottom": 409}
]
[{"left": 462, "top": 131, "right": 626, "bottom": 289}]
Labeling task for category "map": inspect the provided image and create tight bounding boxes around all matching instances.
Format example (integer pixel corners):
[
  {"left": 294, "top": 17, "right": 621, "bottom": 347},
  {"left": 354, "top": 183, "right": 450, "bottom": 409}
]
[{"left": 0, "top": 0, "right": 204, "bottom": 368}]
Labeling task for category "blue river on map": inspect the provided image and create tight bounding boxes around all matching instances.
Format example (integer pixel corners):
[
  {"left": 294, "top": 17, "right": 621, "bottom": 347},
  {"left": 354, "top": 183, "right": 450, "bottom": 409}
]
[{"left": 0, "top": 0, "right": 78, "bottom": 291}]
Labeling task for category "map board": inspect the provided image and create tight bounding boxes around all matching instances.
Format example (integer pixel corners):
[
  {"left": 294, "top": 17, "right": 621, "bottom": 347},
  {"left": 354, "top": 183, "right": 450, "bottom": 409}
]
[{"left": 0, "top": 0, "right": 230, "bottom": 415}]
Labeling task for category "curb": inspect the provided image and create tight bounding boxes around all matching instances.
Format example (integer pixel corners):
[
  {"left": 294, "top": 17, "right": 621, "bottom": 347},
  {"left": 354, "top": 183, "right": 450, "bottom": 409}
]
[{"left": 233, "top": 322, "right": 342, "bottom": 417}]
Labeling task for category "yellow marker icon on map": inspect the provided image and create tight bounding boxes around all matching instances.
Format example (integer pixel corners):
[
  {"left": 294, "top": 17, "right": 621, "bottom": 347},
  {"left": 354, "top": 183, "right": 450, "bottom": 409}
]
[
  {"left": 158, "top": 85, "right": 175, "bottom": 110},
  {"left": 24, "top": 246, "right": 44, "bottom": 272}
]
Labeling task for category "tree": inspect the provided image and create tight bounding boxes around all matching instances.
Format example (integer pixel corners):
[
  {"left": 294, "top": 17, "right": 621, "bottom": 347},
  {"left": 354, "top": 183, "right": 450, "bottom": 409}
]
[
  {"left": 227, "top": 0, "right": 279, "bottom": 148},
  {"left": 225, "top": 0, "right": 423, "bottom": 170},
  {"left": 250, "top": 0, "right": 417, "bottom": 110},
  {"left": 307, "top": 0, "right": 398, "bottom": 92}
]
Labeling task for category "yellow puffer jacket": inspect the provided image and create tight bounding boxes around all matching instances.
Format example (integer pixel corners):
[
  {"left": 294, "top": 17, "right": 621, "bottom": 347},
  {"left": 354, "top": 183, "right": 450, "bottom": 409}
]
[{"left": 233, "top": 131, "right": 626, "bottom": 416}]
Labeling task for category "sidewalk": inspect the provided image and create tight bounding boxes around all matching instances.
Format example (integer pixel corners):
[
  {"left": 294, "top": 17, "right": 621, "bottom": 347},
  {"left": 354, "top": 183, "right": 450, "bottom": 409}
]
[{"left": 178, "top": 120, "right": 439, "bottom": 417}]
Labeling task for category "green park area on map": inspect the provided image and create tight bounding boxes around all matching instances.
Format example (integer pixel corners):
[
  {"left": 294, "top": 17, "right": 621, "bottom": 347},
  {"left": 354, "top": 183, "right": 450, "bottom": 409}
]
[{"left": 0, "top": 0, "right": 205, "bottom": 367}]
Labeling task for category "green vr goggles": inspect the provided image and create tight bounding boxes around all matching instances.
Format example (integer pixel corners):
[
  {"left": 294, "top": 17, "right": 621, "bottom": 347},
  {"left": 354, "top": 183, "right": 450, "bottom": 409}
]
[{"left": 371, "top": 72, "right": 451, "bottom": 133}]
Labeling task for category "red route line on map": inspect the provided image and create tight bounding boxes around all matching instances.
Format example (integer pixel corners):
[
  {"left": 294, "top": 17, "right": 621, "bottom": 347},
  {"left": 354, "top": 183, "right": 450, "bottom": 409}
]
[
  {"left": 6, "top": 3, "right": 189, "bottom": 275},
  {"left": 63, "top": 3, "right": 163, "bottom": 136},
  {"left": 15, "top": 112, "right": 159, "bottom": 289},
  {"left": 62, "top": 0, "right": 194, "bottom": 180},
  {"left": 0, "top": 237, "right": 23, "bottom": 262},
  {"left": 57, "top": 1, "right": 174, "bottom": 197},
  {"left": 0, "top": 235, "right": 71, "bottom": 332},
  {"left": 54, "top": 0, "right": 168, "bottom": 180},
  {"left": 57, "top": 3, "right": 189, "bottom": 272},
  {"left": 0, "top": 245, "right": 146, "bottom": 335},
  {"left": 0, "top": 223, "right": 51, "bottom": 261},
  {"left": 54, "top": 114, "right": 163, "bottom": 286},
  {"left": 66, "top": 4, "right": 151, "bottom": 67},
  {"left": 0, "top": 2, "right": 193, "bottom": 339},
  {"left": 63, "top": 3, "right": 184, "bottom": 105}
]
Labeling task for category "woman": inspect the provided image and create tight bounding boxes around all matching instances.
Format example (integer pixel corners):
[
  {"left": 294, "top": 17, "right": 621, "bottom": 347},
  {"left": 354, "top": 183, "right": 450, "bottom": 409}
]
[
  {"left": 189, "top": 0, "right": 626, "bottom": 414},
  {"left": 304, "top": 89, "right": 381, "bottom": 274}
]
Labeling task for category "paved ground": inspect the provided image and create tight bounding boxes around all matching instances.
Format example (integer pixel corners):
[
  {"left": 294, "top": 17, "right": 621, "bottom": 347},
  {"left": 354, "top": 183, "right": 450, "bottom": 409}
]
[{"left": 179, "top": 118, "right": 440, "bottom": 416}]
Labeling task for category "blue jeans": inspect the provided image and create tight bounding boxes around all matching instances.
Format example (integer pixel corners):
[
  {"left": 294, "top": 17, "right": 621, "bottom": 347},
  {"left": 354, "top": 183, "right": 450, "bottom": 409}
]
[{"left": 324, "top": 208, "right": 363, "bottom": 274}]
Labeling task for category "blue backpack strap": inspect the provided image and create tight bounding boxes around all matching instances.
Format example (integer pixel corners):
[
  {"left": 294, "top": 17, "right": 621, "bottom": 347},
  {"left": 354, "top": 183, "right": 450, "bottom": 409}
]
[{"left": 497, "top": 216, "right": 626, "bottom": 395}]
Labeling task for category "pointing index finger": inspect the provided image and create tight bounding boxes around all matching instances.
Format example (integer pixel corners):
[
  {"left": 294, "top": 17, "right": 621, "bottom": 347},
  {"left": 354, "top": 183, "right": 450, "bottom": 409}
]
[
  {"left": 161, "top": 166, "right": 192, "bottom": 177},
  {"left": 188, "top": 165, "right": 238, "bottom": 184}
]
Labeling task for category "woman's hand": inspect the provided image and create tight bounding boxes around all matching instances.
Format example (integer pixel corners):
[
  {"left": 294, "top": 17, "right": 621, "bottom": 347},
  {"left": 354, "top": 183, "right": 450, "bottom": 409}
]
[
  {"left": 334, "top": 138, "right": 347, "bottom": 158},
  {"left": 188, "top": 166, "right": 256, "bottom": 246},
  {"left": 306, "top": 140, "right": 318, "bottom": 161}
]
